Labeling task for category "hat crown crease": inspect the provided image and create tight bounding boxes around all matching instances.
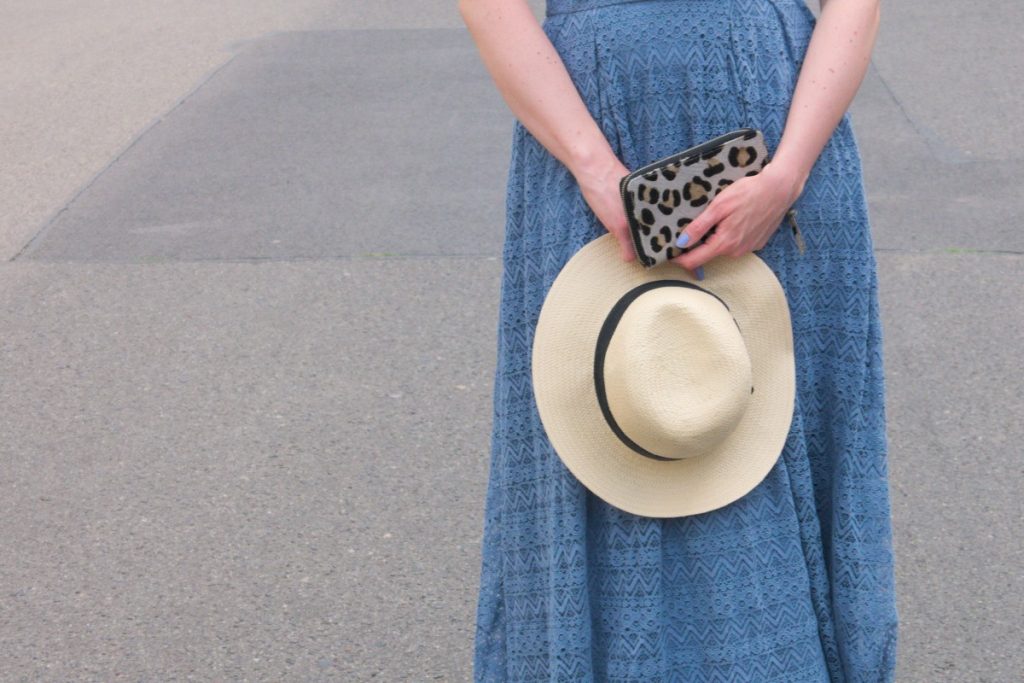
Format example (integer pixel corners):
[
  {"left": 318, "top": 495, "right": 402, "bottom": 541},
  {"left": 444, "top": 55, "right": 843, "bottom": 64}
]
[{"left": 603, "top": 290, "right": 753, "bottom": 460}]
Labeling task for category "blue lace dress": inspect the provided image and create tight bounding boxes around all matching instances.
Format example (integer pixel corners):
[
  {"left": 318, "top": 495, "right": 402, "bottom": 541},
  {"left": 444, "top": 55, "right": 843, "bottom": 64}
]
[{"left": 473, "top": 0, "right": 899, "bottom": 680}]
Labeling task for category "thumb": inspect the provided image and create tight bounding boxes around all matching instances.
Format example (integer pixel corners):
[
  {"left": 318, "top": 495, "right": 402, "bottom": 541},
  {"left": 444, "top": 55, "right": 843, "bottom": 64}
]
[
  {"left": 615, "top": 226, "right": 636, "bottom": 263},
  {"left": 599, "top": 209, "right": 636, "bottom": 263},
  {"left": 610, "top": 207, "right": 636, "bottom": 262}
]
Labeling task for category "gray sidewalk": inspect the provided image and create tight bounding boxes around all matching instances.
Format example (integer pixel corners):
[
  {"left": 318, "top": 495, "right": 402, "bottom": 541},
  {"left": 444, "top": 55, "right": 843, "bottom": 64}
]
[{"left": 1, "top": 1, "right": 1021, "bottom": 680}]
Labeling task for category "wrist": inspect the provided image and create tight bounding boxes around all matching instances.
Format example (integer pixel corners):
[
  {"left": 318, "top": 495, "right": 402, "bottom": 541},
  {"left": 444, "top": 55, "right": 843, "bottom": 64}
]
[
  {"left": 761, "top": 157, "right": 809, "bottom": 206},
  {"left": 566, "top": 136, "right": 619, "bottom": 183}
]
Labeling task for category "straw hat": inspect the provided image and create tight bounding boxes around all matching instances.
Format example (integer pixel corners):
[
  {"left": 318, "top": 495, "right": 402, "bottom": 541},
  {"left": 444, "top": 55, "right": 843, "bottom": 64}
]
[{"left": 531, "top": 233, "right": 795, "bottom": 518}]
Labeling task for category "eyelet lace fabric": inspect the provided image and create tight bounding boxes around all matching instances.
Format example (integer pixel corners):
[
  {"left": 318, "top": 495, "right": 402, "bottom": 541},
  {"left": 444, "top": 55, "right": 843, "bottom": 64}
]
[{"left": 473, "top": 1, "right": 899, "bottom": 680}]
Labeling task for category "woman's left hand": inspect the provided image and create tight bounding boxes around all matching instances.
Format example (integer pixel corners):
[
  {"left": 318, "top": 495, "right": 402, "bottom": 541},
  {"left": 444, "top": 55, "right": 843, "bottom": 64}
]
[{"left": 669, "top": 162, "right": 805, "bottom": 278}]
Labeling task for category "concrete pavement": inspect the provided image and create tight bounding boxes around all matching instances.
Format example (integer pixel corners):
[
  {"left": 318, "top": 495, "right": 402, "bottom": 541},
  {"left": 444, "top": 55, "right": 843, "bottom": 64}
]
[{"left": 1, "top": 1, "right": 1020, "bottom": 680}]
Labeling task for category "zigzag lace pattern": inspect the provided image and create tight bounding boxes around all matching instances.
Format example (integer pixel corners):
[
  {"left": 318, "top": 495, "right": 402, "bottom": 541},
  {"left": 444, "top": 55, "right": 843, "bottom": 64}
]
[{"left": 474, "top": 1, "right": 899, "bottom": 680}]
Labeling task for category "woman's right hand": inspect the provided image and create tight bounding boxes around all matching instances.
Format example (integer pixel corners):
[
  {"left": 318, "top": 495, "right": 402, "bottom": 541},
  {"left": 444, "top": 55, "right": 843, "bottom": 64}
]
[{"left": 572, "top": 152, "right": 637, "bottom": 264}]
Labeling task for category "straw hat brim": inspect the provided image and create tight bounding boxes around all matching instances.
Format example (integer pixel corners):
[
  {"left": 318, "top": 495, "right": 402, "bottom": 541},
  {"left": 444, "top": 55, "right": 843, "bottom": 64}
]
[{"left": 531, "top": 233, "right": 795, "bottom": 518}]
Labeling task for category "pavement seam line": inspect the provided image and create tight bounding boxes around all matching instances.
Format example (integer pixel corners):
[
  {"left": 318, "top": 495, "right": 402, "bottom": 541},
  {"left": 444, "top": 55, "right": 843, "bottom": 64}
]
[
  {"left": 8, "top": 48, "right": 246, "bottom": 263},
  {"left": 867, "top": 59, "right": 971, "bottom": 165}
]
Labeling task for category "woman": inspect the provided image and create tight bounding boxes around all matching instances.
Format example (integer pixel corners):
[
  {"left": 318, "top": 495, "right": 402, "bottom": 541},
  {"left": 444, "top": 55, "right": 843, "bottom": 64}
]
[{"left": 459, "top": 0, "right": 898, "bottom": 680}]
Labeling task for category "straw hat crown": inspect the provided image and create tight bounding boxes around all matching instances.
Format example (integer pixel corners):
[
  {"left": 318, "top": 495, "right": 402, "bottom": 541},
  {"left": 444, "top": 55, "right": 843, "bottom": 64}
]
[{"left": 601, "top": 287, "right": 754, "bottom": 460}]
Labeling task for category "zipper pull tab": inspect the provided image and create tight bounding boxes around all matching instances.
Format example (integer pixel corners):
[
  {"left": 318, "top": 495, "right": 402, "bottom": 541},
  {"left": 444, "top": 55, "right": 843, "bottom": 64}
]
[{"left": 786, "top": 208, "right": 805, "bottom": 255}]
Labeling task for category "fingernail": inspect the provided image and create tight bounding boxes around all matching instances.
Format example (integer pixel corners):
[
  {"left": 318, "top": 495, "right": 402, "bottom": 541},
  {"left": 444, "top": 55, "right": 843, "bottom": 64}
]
[
  {"left": 695, "top": 266, "right": 705, "bottom": 281},
  {"left": 675, "top": 233, "right": 690, "bottom": 248}
]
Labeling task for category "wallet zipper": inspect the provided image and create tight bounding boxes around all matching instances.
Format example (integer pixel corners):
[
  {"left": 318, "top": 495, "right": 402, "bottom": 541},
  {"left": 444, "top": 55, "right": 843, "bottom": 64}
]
[
  {"left": 622, "top": 128, "right": 757, "bottom": 182},
  {"left": 785, "top": 208, "right": 805, "bottom": 255},
  {"left": 619, "top": 172, "right": 646, "bottom": 262}
]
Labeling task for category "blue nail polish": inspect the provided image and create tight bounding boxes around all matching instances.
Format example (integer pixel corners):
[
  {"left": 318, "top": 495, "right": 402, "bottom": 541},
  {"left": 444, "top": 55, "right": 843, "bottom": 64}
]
[
  {"left": 695, "top": 266, "right": 705, "bottom": 281},
  {"left": 676, "top": 233, "right": 690, "bottom": 248}
]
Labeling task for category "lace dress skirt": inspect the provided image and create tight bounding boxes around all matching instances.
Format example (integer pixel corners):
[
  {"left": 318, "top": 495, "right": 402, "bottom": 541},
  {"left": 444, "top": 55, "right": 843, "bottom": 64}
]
[{"left": 473, "top": 0, "right": 900, "bottom": 680}]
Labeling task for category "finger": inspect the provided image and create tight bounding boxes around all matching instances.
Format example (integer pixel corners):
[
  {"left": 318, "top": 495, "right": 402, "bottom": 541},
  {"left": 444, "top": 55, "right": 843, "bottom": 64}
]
[
  {"left": 669, "top": 250, "right": 708, "bottom": 280},
  {"left": 613, "top": 226, "right": 636, "bottom": 262},
  {"left": 619, "top": 237, "right": 636, "bottom": 263},
  {"left": 667, "top": 252, "right": 698, "bottom": 278},
  {"left": 599, "top": 211, "right": 635, "bottom": 262},
  {"left": 675, "top": 213, "right": 712, "bottom": 252},
  {"left": 671, "top": 234, "right": 722, "bottom": 273},
  {"left": 674, "top": 197, "right": 726, "bottom": 251},
  {"left": 673, "top": 219, "right": 729, "bottom": 270}
]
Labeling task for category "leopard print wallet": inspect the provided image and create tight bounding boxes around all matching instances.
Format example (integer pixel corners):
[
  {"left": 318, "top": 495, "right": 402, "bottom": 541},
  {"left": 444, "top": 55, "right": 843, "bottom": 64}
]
[{"left": 618, "top": 127, "right": 803, "bottom": 268}]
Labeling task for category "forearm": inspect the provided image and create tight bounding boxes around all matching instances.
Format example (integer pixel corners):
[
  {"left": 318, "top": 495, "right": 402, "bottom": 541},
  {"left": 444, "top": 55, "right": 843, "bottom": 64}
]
[
  {"left": 458, "top": 0, "right": 615, "bottom": 178},
  {"left": 767, "top": 0, "right": 881, "bottom": 195}
]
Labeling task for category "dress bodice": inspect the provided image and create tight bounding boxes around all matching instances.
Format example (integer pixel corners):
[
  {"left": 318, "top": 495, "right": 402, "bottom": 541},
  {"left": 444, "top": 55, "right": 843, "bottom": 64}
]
[{"left": 546, "top": 0, "right": 657, "bottom": 18}]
